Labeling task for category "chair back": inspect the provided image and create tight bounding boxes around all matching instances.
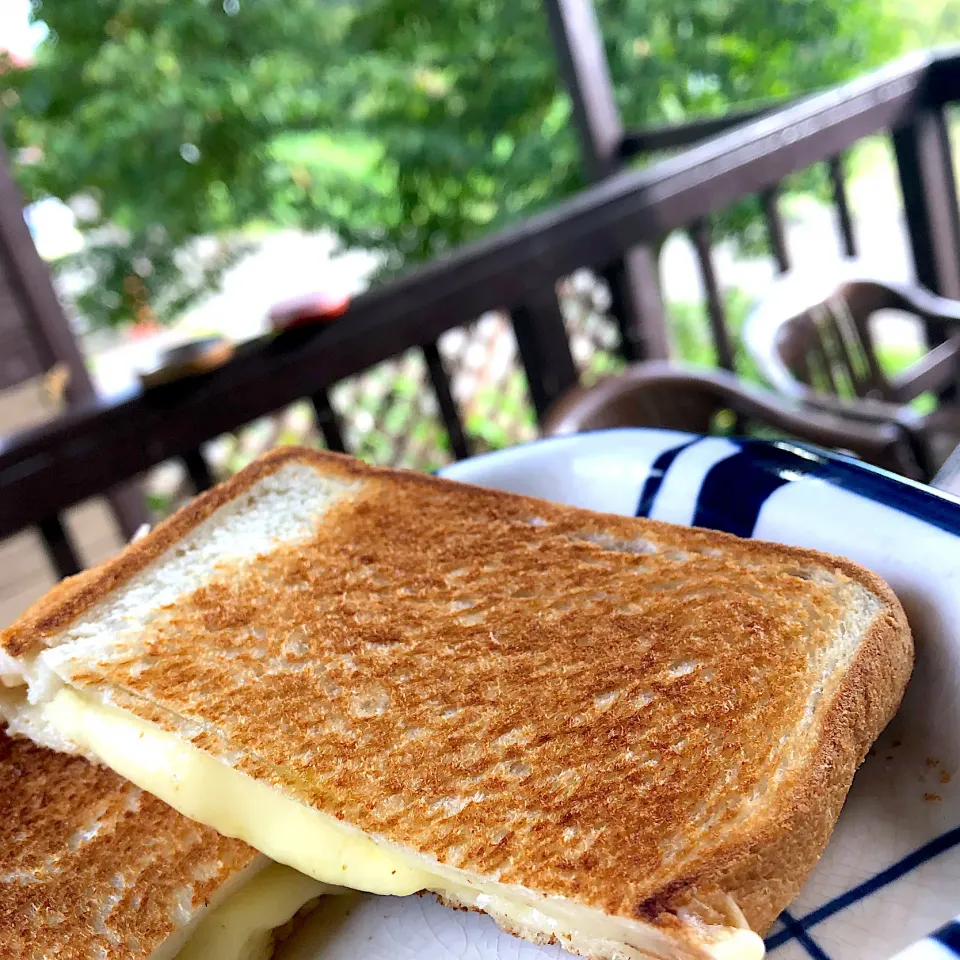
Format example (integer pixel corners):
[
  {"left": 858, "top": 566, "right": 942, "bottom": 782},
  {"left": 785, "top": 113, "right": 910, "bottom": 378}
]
[
  {"left": 541, "top": 361, "right": 923, "bottom": 480},
  {"left": 745, "top": 274, "right": 960, "bottom": 406},
  {"left": 544, "top": 365, "right": 736, "bottom": 436}
]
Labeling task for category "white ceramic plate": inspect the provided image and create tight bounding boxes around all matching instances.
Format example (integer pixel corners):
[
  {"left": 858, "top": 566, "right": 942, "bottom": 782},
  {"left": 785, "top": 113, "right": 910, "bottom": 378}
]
[{"left": 281, "top": 429, "right": 960, "bottom": 960}]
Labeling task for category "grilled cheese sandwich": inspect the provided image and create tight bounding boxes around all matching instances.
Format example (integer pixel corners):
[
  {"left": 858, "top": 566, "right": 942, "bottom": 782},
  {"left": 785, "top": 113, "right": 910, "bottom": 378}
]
[{"left": 0, "top": 448, "right": 913, "bottom": 960}]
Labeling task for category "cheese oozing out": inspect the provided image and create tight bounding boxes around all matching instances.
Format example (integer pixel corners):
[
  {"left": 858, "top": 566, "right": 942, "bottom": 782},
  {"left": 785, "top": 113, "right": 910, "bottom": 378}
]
[
  {"left": 30, "top": 688, "right": 764, "bottom": 960},
  {"left": 175, "top": 862, "right": 332, "bottom": 960}
]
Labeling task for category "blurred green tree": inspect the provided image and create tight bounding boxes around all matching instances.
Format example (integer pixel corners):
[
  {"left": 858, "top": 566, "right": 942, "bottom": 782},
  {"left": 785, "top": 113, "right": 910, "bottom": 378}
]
[
  {"left": 1, "top": 0, "right": 905, "bottom": 331},
  {"left": 894, "top": 0, "right": 960, "bottom": 48}
]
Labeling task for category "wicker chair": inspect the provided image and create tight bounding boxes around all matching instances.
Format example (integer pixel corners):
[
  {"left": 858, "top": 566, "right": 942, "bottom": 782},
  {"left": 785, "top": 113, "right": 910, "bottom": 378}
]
[
  {"left": 744, "top": 274, "right": 960, "bottom": 481},
  {"left": 542, "top": 361, "right": 922, "bottom": 479}
]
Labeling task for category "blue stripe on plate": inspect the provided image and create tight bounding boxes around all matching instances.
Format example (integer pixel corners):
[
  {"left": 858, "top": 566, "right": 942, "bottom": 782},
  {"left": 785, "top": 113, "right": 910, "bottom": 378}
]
[
  {"left": 778, "top": 911, "right": 833, "bottom": 960},
  {"left": 766, "top": 825, "right": 960, "bottom": 950},
  {"left": 691, "top": 444, "right": 794, "bottom": 537},
  {"left": 634, "top": 439, "right": 701, "bottom": 517},
  {"left": 738, "top": 440, "right": 960, "bottom": 537},
  {"left": 934, "top": 919, "right": 960, "bottom": 954},
  {"left": 679, "top": 437, "right": 960, "bottom": 539}
]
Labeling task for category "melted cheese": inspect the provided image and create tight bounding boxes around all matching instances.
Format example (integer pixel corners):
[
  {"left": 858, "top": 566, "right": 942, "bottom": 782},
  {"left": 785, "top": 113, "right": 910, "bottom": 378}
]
[
  {"left": 43, "top": 689, "right": 765, "bottom": 960},
  {"left": 176, "top": 863, "right": 330, "bottom": 960},
  {"left": 43, "top": 688, "right": 432, "bottom": 896}
]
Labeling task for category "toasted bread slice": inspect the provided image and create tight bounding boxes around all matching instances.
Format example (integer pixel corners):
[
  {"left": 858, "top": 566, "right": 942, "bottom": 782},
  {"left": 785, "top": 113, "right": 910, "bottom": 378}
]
[
  {"left": 0, "top": 725, "right": 334, "bottom": 960},
  {"left": 0, "top": 448, "right": 912, "bottom": 960}
]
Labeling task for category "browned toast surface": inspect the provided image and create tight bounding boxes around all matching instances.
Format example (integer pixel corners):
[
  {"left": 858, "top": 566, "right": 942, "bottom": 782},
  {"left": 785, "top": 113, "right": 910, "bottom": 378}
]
[
  {"left": 0, "top": 729, "right": 258, "bottom": 959},
  {"left": 1, "top": 448, "right": 913, "bottom": 935}
]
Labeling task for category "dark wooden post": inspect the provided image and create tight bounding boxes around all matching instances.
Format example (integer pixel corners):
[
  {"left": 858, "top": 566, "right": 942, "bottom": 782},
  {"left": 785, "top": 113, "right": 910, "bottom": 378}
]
[
  {"left": 0, "top": 150, "right": 92, "bottom": 404},
  {"left": 422, "top": 341, "right": 471, "bottom": 460},
  {"left": 0, "top": 145, "right": 149, "bottom": 541},
  {"left": 893, "top": 108, "right": 960, "bottom": 348},
  {"left": 760, "top": 186, "right": 790, "bottom": 274},
  {"left": 37, "top": 514, "right": 83, "bottom": 579},
  {"left": 512, "top": 287, "right": 580, "bottom": 419},
  {"left": 542, "top": 0, "right": 670, "bottom": 362}
]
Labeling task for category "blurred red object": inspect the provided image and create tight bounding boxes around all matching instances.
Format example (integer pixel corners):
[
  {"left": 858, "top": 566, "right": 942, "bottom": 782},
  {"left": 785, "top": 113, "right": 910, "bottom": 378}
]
[
  {"left": 268, "top": 291, "right": 350, "bottom": 332},
  {"left": 129, "top": 319, "right": 163, "bottom": 340}
]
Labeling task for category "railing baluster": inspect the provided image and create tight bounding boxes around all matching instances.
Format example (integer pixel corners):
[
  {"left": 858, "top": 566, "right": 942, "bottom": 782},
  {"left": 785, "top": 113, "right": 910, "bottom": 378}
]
[
  {"left": 827, "top": 154, "right": 857, "bottom": 258},
  {"left": 422, "top": 341, "right": 470, "bottom": 461},
  {"left": 37, "top": 514, "right": 82, "bottom": 579},
  {"left": 106, "top": 484, "right": 151, "bottom": 543},
  {"left": 689, "top": 219, "right": 735, "bottom": 371},
  {"left": 760, "top": 186, "right": 790, "bottom": 273},
  {"left": 893, "top": 109, "right": 960, "bottom": 348},
  {"left": 182, "top": 448, "right": 214, "bottom": 493},
  {"left": 310, "top": 388, "right": 347, "bottom": 453},
  {"left": 511, "top": 286, "right": 579, "bottom": 421},
  {"left": 603, "top": 248, "right": 670, "bottom": 363}
]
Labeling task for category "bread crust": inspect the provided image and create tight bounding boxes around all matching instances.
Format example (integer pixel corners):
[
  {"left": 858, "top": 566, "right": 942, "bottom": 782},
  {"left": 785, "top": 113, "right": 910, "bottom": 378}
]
[
  {"left": 3, "top": 448, "right": 322, "bottom": 656},
  {"left": 632, "top": 557, "right": 912, "bottom": 931},
  {"left": 1, "top": 447, "right": 914, "bottom": 938}
]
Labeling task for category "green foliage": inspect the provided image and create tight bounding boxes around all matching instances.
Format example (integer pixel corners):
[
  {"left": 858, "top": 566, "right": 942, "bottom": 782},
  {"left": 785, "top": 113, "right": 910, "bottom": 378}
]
[
  {"left": 3, "top": 0, "right": 359, "bottom": 327},
  {"left": 894, "top": 0, "right": 960, "bottom": 49},
  {"left": 330, "top": 0, "right": 906, "bottom": 268},
  {"left": 464, "top": 372, "right": 538, "bottom": 452},
  {"left": 3, "top": 0, "right": 906, "bottom": 330},
  {"left": 669, "top": 286, "right": 760, "bottom": 382}
]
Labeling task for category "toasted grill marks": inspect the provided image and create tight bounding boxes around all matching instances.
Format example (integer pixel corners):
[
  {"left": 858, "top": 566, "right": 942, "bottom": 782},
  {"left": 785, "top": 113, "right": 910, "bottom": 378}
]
[
  {"left": 1, "top": 449, "right": 912, "bottom": 934},
  {"left": 0, "top": 732, "right": 258, "bottom": 960},
  {"left": 704, "top": 591, "right": 913, "bottom": 929}
]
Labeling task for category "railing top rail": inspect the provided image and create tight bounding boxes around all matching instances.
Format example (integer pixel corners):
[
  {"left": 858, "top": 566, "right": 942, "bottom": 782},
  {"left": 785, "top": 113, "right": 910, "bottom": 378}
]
[
  {"left": 617, "top": 46, "right": 960, "bottom": 160},
  {"left": 0, "top": 51, "right": 935, "bottom": 538},
  {"left": 619, "top": 99, "right": 797, "bottom": 157}
]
